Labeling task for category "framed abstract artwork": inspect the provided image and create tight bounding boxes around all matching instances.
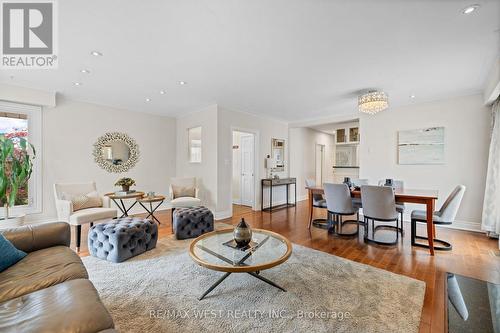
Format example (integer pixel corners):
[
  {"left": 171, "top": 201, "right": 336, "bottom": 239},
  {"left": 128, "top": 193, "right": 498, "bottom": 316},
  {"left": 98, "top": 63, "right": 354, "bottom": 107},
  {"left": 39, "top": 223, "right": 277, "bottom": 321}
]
[{"left": 398, "top": 127, "right": 445, "bottom": 165}]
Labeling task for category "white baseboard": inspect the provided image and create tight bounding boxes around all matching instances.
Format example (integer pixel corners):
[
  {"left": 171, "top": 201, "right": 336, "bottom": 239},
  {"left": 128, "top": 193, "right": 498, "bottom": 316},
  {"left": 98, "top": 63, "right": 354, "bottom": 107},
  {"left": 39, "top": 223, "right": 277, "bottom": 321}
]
[
  {"left": 215, "top": 210, "right": 232, "bottom": 220},
  {"left": 260, "top": 199, "right": 289, "bottom": 210},
  {"left": 357, "top": 212, "right": 484, "bottom": 233},
  {"left": 296, "top": 195, "right": 308, "bottom": 202},
  {"left": 22, "top": 205, "right": 485, "bottom": 234},
  {"left": 258, "top": 195, "right": 307, "bottom": 211},
  {"left": 438, "top": 220, "right": 482, "bottom": 233},
  {"left": 399, "top": 212, "right": 483, "bottom": 233}
]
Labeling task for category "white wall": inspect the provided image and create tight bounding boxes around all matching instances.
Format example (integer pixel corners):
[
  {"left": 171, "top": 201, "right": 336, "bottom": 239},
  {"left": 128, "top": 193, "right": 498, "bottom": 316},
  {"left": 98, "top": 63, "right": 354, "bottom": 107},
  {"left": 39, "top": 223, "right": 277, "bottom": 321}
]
[
  {"left": 174, "top": 105, "right": 290, "bottom": 218},
  {"left": 289, "top": 127, "right": 335, "bottom": 201},
  {"left": 175, "top": 105, "right": 219, "bottom": 212},
  {"left": 359, "top": 94, "right": 490, "bottom": 229},
  {"left": 34, "top": 98, "right": 176, "bottom": 222},
  {"left": 179, "top": 108, "right": 364, "bottom": 218},
  {"left": 218, "top": 107, "right": 290, "bottom": 216}
]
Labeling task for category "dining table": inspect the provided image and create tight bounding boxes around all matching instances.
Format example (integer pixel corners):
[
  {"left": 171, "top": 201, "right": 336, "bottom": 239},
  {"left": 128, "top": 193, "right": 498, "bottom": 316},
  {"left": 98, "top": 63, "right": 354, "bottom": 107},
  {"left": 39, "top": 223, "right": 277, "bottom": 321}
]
[{"left": 306, "top": 186, "right": 439, "bottom": 255}]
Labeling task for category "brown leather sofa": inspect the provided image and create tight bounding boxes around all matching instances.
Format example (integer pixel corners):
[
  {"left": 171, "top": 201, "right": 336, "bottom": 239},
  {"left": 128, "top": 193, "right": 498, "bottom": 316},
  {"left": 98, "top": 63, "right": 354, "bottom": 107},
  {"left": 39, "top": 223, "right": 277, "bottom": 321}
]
[{"left": 0, "top": 222, "right": 116, "bottom": 333}]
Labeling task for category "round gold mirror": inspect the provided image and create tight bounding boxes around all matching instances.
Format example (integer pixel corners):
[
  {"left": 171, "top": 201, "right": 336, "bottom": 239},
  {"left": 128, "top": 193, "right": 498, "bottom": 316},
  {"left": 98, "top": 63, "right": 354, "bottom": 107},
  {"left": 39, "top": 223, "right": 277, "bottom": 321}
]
[{"left": 93, "top": 132, "right": 139, "bottom": 173}]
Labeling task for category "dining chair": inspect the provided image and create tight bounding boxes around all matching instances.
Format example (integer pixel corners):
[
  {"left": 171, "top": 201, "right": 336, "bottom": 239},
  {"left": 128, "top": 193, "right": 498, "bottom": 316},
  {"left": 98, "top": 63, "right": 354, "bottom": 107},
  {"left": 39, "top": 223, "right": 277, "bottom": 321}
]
[
  {"left": 379, "top": 179, "right": 405, "bottom": 233},
  {"left": 305, "top": 179, "right": 327, "bottom": 229},
  {"left": 361, "top": 185, "right": 400, "bottom": 245},
  {"left": 323, "top": 183, "right": 359, "bottom": 236},
  {"left": 411, "top": 185, "right": 466, "bottom": 251}
]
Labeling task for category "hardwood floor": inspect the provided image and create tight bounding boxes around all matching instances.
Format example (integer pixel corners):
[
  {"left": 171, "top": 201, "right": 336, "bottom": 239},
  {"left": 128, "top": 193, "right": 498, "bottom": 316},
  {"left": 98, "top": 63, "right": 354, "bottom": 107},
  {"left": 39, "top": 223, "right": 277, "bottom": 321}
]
[{"left": 75, "top": 202, "right": 500, "bottom": 333}]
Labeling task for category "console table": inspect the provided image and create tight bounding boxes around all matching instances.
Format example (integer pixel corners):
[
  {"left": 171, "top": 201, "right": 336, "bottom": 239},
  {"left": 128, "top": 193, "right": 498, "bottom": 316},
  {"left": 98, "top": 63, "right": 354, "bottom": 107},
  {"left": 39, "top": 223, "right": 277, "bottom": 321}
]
[{"left": 261, "top": 178, "right": 296, "bottom": 212}]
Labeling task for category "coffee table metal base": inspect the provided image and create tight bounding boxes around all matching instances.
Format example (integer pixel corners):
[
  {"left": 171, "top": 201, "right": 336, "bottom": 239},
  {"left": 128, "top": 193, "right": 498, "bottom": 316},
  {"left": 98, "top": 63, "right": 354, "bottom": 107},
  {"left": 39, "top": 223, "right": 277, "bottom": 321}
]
[{"left": 199, "top": 271, "right": 286, "bottom": 300}]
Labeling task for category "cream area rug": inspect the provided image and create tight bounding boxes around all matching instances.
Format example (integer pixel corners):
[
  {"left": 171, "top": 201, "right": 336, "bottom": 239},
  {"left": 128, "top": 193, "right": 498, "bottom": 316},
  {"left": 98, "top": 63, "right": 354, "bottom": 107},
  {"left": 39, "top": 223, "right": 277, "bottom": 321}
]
[{"left": 82, "top": 227, "right": 425, "bottom": 333}]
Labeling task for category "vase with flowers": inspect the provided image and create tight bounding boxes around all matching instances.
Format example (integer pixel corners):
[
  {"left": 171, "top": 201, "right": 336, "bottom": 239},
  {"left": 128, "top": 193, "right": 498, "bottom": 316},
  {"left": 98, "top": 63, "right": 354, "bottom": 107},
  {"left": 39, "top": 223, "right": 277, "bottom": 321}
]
[{"left": 114, "top": 177, "right": 136, "bottom": 192}]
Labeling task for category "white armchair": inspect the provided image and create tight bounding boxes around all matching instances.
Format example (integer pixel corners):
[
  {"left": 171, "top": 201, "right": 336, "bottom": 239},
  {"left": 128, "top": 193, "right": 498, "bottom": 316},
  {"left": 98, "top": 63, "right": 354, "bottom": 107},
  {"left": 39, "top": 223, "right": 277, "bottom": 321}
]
[
  {"left": 169, "top": 177, "right": 202, "bottom": 232},
  {"left": 54, "top": 182, "right": 117, "bottom": 252}
]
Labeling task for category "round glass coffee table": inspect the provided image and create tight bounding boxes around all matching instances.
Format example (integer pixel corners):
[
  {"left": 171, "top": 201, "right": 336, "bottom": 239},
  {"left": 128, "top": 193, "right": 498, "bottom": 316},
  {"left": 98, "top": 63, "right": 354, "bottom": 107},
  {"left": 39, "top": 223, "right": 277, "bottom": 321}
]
[{"left": 189, "top": 228, "right": 292, "bottom": 300}]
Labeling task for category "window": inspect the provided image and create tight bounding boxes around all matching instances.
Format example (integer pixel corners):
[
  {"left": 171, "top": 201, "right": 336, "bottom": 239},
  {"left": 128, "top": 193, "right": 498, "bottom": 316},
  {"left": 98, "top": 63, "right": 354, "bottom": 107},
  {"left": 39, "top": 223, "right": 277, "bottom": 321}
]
[
  {"left": 188, "top": 126, "right": 202, "bottom": 163},
  {"left": 0, "top": 101, "right": 42, "bottom": 217}
]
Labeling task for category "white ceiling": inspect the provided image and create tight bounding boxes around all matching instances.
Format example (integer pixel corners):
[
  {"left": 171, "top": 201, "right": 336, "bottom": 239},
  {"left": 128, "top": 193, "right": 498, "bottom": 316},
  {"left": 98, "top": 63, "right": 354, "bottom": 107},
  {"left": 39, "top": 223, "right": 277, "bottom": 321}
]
[{"left": 1, "top": 0, "right": 499, "bottom": 121}]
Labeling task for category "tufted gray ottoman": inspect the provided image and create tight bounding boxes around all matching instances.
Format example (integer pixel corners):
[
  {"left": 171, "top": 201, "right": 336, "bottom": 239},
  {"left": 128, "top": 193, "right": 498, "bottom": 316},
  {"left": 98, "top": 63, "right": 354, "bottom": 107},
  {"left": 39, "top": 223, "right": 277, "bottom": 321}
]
[
  {"left": 88, "top": 217, "right": 158, "bottom": 263},
  {"left": 173, "top": 206, "right": 214, "bottom": 240}
]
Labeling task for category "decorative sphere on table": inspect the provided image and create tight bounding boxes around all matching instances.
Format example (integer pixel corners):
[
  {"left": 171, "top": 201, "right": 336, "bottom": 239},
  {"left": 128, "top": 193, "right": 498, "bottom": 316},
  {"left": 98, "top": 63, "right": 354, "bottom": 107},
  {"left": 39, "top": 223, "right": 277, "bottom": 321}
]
[{"left": 233, "top": 218, "right": 252, "bottom": 247}]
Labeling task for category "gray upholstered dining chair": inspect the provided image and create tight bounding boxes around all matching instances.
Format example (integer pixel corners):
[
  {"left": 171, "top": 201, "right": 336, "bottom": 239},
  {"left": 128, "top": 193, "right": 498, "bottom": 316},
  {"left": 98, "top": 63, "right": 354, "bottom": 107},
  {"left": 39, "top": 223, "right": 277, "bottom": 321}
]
[
  {"left": 323, "top": 183, "right": 359, "bottom": 236},
  {"left": 361, "top": 185, "right": 400, "bottom": 245},
  {"left": 379, "top": 179, "right": 405, "bottom": 233},
  {"left": 411, "top": 185, "right": 466, "bottom": 251},
  {"left": 305, "top": 179, "right": 327, "bottom": 229}
]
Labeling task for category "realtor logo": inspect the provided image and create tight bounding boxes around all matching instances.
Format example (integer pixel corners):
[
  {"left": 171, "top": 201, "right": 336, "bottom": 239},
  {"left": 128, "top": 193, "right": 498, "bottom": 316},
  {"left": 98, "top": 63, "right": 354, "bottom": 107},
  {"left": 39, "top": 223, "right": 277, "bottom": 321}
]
[{"left": 1, "top": 0, "right": 58, "bottom": 68}]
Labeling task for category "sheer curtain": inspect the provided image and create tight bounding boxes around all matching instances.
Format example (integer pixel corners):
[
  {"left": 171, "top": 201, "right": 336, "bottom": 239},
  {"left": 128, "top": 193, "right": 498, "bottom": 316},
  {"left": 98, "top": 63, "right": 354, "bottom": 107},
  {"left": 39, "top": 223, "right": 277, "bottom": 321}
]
[{"left": 481, "top": 98, "right": 500, "bottom": 248}]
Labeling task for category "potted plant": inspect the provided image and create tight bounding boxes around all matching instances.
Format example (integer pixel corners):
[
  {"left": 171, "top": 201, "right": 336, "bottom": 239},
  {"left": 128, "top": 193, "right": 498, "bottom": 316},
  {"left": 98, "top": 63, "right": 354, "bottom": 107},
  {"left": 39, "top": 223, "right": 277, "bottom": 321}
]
[
  {"left": 0, "top": 134, "right": 36, "bottom": 228},
  {"left": 114, "top": 177, "right": 136, "bottom": 192}
]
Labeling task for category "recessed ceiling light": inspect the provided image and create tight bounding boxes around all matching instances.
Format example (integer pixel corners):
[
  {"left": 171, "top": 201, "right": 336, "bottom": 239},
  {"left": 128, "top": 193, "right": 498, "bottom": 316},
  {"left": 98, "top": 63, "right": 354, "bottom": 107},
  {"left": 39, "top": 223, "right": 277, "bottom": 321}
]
[
  {"left": 145, "top": 98, "right": 151, "bottom": 102},
  {"left": 462, "top": 4, "right": 480, "bottom": 14},
  {"left": 179, "top": 81, "right": 187, "bottom": 85},
  {"left": 91, "top": 51, "right": 102, "bottom": 56},
  {"left": 159, "top": 90, "right": 166, "bottom": 95},
  {"left": 73, "top": 82, "right": 82, "bottom": 86},
  {"left": 410, "top": 94, "right": 416, "bottom": 99},
  {"left": 80, "top": 69, "right": 90, "bottom": 74}
]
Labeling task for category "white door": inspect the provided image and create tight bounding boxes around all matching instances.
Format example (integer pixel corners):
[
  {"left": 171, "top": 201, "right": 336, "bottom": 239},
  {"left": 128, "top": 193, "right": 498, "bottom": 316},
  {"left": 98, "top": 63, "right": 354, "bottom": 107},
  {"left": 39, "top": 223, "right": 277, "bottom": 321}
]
[
  {"left": 315, "top": 144, "right": 324, "bottom": 186},
  {"left": 240, "top": 134, "right": 255, "bottom": 207}
]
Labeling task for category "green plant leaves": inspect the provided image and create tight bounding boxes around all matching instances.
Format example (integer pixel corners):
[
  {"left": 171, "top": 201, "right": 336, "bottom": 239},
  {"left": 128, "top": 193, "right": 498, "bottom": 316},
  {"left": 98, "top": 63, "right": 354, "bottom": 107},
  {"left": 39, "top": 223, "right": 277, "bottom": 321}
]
[{"left": 0, "top": 134, "right": 36, "bottom": 214}]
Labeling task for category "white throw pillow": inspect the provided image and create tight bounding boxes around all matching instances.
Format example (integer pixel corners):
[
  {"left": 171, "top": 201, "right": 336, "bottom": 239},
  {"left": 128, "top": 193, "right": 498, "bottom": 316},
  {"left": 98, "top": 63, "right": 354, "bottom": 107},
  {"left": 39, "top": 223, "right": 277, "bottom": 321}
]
[
  {"left": 62, "top": 191, "right": 102, "bottom": 211},
  {"left": 171, "top": 185, "right": 196, "bottom": 199}
]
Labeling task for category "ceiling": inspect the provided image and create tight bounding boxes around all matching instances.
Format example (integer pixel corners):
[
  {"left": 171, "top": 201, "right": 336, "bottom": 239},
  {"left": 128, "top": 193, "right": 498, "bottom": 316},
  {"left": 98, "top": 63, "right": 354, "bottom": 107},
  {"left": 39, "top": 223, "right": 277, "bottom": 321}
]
[{"left": 1, "top": 0, "right": 499, "bottom": 121}]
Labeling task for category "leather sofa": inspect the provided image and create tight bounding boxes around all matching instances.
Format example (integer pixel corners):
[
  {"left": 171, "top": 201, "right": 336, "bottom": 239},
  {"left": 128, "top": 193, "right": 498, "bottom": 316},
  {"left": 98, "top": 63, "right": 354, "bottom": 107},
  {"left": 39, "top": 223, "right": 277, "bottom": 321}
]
[{"left": 0, "top": 222, "right": 116, "bottom": 333}]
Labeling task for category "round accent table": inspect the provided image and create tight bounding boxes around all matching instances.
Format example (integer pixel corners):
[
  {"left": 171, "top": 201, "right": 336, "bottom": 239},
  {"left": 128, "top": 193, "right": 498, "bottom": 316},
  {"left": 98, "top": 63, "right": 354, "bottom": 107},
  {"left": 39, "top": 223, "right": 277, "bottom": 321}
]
[
  {"left": 136, "top": 195, "right": 166, "bottom": 225},
  {"left": 189, "top": 228, "right": 292, "bottom": 300},
  {"left": 105, "top": 191, "right": 145, "bottom": 218}
]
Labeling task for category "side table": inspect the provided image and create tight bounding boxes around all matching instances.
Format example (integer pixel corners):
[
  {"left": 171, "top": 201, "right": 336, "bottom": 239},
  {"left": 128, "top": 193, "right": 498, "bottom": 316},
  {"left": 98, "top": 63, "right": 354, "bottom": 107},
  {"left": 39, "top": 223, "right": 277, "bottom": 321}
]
[
  {"left": 137, "top": 195, "right": 165, "bottom": 225},
  {"left": 105, "top": 191, "right": 145, "bottom": 218}
]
